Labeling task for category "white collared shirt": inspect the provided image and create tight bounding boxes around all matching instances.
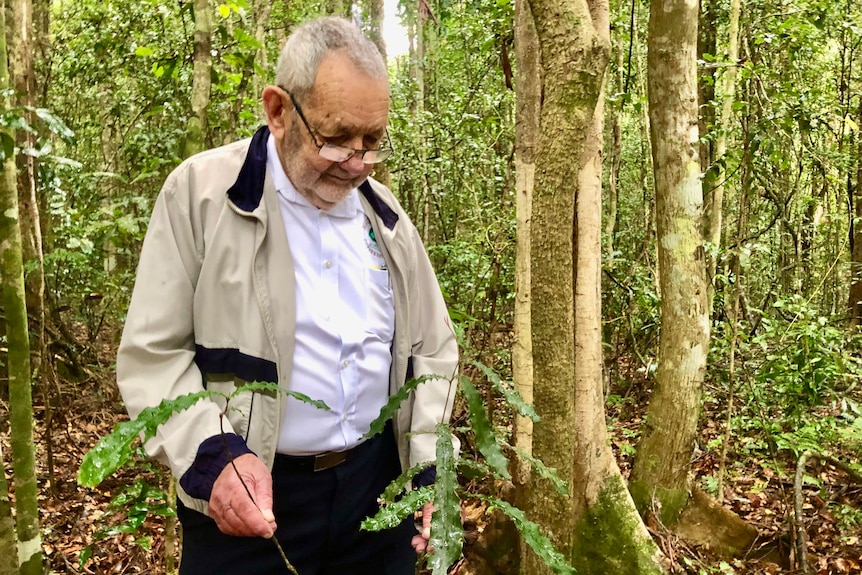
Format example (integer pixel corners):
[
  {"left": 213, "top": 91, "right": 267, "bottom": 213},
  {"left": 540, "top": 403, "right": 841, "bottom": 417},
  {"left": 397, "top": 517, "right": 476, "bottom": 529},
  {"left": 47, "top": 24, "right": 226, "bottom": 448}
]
[{"left": 266, "top": 136, "right": 395, "bottom": 454}]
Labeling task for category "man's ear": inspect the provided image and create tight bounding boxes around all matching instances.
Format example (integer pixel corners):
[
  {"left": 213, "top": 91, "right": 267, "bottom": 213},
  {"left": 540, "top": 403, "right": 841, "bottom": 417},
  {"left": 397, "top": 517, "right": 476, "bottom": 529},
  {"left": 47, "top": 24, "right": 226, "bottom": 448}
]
[{"left": 262, "top": 86, "right": 288, "bottom": 139}]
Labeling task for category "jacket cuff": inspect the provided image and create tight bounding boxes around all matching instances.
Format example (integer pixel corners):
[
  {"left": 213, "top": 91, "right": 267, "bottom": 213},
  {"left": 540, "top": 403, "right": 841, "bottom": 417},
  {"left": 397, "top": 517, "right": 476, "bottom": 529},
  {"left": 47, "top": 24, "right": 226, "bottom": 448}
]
[
  {"left": 413, "top": 465, "right": 437, "bottom": 488},
  {"left": 179, "top": 433, "right": 255, "bottom": 501}
]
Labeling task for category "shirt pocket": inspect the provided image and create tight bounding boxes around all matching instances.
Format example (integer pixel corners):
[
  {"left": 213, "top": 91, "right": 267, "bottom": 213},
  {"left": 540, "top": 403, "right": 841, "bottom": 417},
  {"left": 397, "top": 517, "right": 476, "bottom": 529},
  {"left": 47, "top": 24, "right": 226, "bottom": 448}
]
[{"left": 366, "top": 268, "right": 395, "bottom": 342}]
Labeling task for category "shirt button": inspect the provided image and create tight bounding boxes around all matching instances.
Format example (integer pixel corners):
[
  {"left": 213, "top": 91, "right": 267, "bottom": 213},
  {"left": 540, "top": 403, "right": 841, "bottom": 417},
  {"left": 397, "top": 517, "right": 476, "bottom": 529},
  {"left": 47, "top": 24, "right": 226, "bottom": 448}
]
[
  {"left": 342, "top": 360, "right": 350, "bottom": 368},
  {"left": 324, "top": 260, "right": 333, "bottom": 269},
  {"left": 342, "top": 414, "right": 348, "bottom": 422}
]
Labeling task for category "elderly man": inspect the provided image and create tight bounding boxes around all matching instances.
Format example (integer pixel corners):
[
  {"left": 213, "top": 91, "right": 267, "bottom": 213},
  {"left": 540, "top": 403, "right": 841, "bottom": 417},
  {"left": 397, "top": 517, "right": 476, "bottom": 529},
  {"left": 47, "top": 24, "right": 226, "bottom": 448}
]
[{"left": 117, "top": 16, "right": 458, "bottom": 575}]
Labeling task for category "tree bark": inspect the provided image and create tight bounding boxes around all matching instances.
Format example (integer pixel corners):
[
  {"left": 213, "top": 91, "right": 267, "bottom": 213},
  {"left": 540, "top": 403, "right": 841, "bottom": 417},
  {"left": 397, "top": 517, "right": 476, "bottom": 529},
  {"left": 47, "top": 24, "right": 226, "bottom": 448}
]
[
  {"left": 511, "top": 0, "right": 540, "bottom": 489},
  {"left": 0, "top": 443, "right": 18, "bottom": 575},
  {"left": 520, "top": 0, "right": 603, "bottom": 566},
  {"left": 630, "top": 0, "right": 710, "bottom": 528},
  {"left": 848, "top": 100, "right": 862, "bottom": 323},
  {"left": 569, "top": 5, "right": 667, "bottom": 571},
  {"left": 183, "top": 0, "right": 212, "bottom": 158},
  {"left": 0, "top": 5, "right": 43, "bottom": 572},
  {"left": 702, "top": 0, "right": 740, "bottom": 312},
  {"left": 364, "top": 0, "right": 391, "bottom": 188},
  {"left": 519, "top": 0, "right": 666, "bottom": 572}
]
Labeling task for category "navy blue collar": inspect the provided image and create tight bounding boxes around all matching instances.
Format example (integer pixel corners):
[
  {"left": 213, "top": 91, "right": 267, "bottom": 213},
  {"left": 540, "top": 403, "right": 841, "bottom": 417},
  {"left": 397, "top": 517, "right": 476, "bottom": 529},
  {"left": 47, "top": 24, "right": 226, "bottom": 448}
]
[{"left": 227, "top": 125, "right": 399, "bottom": 231}]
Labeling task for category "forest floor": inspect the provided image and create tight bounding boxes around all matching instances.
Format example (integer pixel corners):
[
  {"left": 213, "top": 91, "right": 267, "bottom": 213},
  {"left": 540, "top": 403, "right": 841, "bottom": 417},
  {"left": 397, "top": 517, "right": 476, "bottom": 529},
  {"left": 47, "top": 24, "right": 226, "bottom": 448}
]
[{"left": 2, "top": 342, "right": 861, "bottom": 575}]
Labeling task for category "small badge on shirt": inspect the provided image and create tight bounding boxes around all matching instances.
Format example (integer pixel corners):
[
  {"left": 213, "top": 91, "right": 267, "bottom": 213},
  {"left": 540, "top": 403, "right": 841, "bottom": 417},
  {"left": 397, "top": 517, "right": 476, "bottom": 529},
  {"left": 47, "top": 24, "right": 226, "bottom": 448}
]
[{"left": 364, "top": 217, "right": 387, "bottom": 270}]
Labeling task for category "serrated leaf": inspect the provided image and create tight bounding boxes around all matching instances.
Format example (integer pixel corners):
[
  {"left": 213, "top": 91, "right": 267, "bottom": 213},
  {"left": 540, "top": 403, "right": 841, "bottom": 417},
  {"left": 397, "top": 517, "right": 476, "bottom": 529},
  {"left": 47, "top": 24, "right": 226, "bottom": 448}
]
[
  {"left": 361, "top": 486, "right": 433, "bottom": 531},
  {"left": 472, "top": 360, "right": 539, "bottom": 422},
  {"left": 378, "top": 461, "right": 433, "bottom": 503},
  {"left": 513, "top": 448, "right": 569, "bottom": 497},
  {"left": 428, "top": 424, "right": 464, "bottom": 574},
  {"left": 460, "top": 377, "right": 510, "bottom": 479},
  {"left": 474, "top": 495, "right": 575, "bottom": 575},
  {"left": 364, "top": 374, "right": 437, "bottom": 438},
  {"left": 78, "top": 390, "right": 215, "bottom": 487},
  {"left": 237, "top": 381, "right": 330, "bottom": 411}
]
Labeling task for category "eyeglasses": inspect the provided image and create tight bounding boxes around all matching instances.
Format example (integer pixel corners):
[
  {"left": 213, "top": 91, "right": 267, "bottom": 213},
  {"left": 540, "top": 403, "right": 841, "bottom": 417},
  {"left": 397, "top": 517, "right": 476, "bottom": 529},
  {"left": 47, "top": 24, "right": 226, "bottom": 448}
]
[{"left": 280, "top": 86, "right": 393, "bottom": 164}]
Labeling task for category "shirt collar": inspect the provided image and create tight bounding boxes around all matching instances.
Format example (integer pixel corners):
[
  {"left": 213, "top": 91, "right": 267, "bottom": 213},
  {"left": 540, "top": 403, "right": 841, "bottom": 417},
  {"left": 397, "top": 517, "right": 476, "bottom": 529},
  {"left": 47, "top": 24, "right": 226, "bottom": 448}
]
[{"left": 266, "top": 134, "right": 361, "bottom": 218}]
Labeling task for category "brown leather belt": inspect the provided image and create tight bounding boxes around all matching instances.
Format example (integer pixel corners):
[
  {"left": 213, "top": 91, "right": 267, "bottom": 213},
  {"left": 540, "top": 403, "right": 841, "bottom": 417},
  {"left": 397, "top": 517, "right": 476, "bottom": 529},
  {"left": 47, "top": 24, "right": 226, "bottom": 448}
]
[{"left": 274, "top": 441, "right": 366, "bottom": 473}]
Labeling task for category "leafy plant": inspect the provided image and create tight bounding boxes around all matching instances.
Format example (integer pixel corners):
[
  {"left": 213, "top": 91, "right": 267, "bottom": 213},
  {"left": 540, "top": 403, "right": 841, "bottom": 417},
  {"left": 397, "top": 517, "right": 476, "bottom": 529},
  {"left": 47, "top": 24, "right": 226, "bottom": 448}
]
[
  {"left": 79, "top": 364, "right": 576, "bottom": 575},
  {"left": 78, "top": 474, "right": 174, "bottom": 570}
]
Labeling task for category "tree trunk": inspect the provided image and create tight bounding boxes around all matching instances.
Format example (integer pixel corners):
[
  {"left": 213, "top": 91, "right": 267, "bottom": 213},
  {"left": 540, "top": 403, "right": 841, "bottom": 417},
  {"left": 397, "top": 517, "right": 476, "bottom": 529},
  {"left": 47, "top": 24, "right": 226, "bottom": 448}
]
[
  {"left": 364, "top": 0, "right": 391, "bottom": 188},
  {"left": 0, "top": 6, "right": 43, "bottom": 572},
  {"left": 0, "top": 443, "right": 18, "bottom": 575},
  {"left": 629, "top": 0, "right": 710, "bottom": 529},
  {"left": 850, "top": 100, "right": 862, "bottom": 323},
  {"left": 519, "top": 0, "right": 665, "bottom": 573},
  {"left": 8, "top": 0, "right": 45, "bottom": 389},
  {"left": 569, "top": 4, "right": 667, "bottom": 571},
  {"left": 183, "top": 0, "right": 212, "bottom": 158},
  {"left": 511, "top": 0, "right": 540, "bottom": 489},
  {"left": 702, "top": 0, "right": 740, "bottom": 312}
]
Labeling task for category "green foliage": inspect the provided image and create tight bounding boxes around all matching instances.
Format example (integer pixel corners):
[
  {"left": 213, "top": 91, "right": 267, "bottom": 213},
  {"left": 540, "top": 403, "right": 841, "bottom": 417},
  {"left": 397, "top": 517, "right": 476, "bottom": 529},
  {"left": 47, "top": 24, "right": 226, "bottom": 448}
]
[
  {"left": 78, "top": 384, "right": 330, "bottom": 488},
  {"left": 459, "top": 376, "right": 510, "bottom": 479},
  {"left": 474, "top": 495, "right": 574, "bottom": 575},
  {"left": 79, "top": 475, "right": 174, "bottom": 570},
  {"left": 753, "top": 296, "right": 862, "bottom": 419},
  {"left": 364, "top": 374, "right": 437, "bottom": 438},
  {"left": 360, "top": 486, "right": 434, "bottom": 531},
  {"left": 428, "top": 425, "right": 465, "bottom": 575}
]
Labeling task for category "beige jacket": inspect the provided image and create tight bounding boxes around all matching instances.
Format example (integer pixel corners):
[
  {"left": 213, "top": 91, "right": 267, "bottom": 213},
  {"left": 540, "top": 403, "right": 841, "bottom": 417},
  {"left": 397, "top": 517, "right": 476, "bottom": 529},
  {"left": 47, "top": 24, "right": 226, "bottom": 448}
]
[{"left": 117, "top": 126, "right": 458, "bottom": 515}]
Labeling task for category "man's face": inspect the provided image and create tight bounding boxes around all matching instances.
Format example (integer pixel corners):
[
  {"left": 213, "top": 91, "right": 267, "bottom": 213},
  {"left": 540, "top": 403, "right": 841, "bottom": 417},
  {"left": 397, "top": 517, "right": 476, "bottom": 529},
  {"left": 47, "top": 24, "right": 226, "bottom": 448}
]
[{"left": 278, "top": 53, "right": 390, "bottom": 210}]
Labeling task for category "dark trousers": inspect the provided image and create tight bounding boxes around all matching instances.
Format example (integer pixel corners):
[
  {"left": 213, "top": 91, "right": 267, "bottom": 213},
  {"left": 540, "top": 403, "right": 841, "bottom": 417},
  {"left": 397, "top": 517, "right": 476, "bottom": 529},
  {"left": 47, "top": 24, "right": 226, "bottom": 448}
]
[{"left": 177, "top": 428, "right": 417, "bottom": 575}]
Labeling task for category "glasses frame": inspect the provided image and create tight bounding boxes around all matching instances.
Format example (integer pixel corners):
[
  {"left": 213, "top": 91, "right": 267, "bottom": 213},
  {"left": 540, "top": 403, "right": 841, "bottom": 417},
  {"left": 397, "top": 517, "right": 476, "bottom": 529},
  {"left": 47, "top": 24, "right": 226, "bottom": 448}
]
[{"left": 280, "top": 86, "right": 394, "bottom": 165}]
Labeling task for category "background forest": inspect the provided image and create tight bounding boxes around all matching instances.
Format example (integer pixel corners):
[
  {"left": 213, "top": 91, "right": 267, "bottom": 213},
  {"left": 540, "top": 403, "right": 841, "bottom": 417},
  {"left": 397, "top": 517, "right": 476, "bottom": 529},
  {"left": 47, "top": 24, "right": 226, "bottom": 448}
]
[{"left": 1, "top": 0, "right": 862, "bottom": 573}]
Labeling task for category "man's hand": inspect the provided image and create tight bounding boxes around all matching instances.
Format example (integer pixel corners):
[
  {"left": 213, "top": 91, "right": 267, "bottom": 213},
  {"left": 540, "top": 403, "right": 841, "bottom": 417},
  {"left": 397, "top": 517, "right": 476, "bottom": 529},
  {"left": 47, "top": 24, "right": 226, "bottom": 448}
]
[
  {"left": 411, "top": 501, "right": 434, "bottom": 554},
  {"left": 209, "top": 453, "right": 277, "bottom": 538}
]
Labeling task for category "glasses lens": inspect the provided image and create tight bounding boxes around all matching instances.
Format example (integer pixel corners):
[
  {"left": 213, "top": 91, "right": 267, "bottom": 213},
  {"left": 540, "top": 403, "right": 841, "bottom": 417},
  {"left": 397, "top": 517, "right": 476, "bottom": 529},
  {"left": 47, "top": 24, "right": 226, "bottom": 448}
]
[
  {"left": 319, "top": 144, "right": 353, "bottom": 163},
  {"left": 362, "top": 149, "right": 392, "bottom": 164}
]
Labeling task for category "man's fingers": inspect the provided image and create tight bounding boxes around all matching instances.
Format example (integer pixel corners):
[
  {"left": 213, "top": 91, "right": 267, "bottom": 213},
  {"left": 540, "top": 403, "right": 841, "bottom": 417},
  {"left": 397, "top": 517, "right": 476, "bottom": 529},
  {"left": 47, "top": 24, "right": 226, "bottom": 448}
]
[{"left": 209, "top": 454, "right": 275, "bottom": 538}]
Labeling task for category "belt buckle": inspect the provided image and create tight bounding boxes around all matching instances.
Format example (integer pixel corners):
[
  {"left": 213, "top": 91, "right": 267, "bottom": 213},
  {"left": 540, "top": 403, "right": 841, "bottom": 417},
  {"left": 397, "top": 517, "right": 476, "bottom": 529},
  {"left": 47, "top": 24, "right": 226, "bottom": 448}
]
[{"left": 313, "top": 450, "right": 348, "bottom": 472}]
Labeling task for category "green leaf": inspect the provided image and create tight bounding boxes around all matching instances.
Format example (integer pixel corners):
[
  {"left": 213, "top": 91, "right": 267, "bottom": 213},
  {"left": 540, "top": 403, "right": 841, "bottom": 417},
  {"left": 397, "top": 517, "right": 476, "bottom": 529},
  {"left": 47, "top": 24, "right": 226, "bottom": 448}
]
[
  {"left": 474, "top": 495, "right": 575, "bottom": 575},
  {"left": 134, "top": 46, "right": 155, "bottom": 57},
  {"left": 78, "top": 546, "right": 93, "bottom": 570},
  {"left": 460, "top": 376, "right": 511, "bottom": 479},
  {"left": 472, "top": 359, "right": 539, "bottom": 422},
  {"left": 363, "top": 374, "right": 437, "bottom": 439},
  {"left": 361, "top": 486, "right": 433, "bottom": 531},
  {"left": 78, "top": 390, "right": 216, "bottom": 487},
  {"left": 31, "top": 107, "right": 75, "bottom": 140},
  {"left": 0, "top": 132, "right": 13, "bottom": 162},
  {"left": 217, "top": 4, "right": 231, "bottom": 17},
  {"left": 237, "top": 381, "right": 330, "bottom": 411},
  {"left": 513, "top": 448, "right": 569, "bottom": 497},
  {"left": 377, "top": 461, "right": 434, "bottom": 503},
  {"left": 428, "top": 424, "right": 464, "bottom": 574}
]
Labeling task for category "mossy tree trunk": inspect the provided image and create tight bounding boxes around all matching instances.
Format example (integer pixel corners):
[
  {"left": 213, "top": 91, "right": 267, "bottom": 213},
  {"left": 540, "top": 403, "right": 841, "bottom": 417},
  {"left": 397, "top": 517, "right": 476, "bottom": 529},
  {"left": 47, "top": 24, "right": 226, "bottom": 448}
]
[
  {"left": 519, "top": 0, "right": 666, "bottom": 573},
  {"left": 567, "top": 2, "right": 667, "bottom": 573},
  {"left": 0, "top": 5, "right": 43, "bottom": 573},
  {"left": 629, "top": 0, "right": 710, "bottom": 528},
  {"left": 183, "top": 0, "right": 212, "bottom": 158}
]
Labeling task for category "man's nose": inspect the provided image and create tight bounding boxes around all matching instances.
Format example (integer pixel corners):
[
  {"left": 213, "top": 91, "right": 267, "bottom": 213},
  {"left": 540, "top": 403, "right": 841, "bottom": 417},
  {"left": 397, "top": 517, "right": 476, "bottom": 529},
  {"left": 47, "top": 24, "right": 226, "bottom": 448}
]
[{"left": 340, "top": 153, "right": 367, "bottom": 174}]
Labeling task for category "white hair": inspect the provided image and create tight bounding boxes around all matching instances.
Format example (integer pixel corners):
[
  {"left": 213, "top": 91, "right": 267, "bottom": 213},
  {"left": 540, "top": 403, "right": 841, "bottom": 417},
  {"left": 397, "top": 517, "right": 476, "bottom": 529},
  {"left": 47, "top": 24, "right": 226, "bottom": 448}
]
[{"left": 274, "top": 16, "right": 387, "bottom": 101}]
